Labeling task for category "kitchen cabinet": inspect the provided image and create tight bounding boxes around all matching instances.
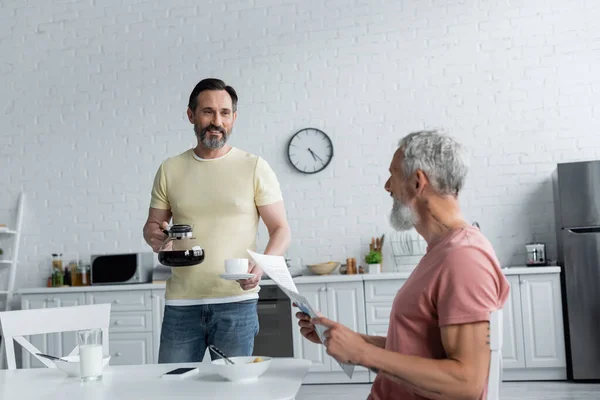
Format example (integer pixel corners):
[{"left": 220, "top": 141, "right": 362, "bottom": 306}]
[
  {"left": 501, "top": 276, "right": 526, "bottom": 369},
  {"left": 363, "top": 279, "right": 406, "bottom": 383},
  {"left": 109, "top": 332, "right": 153, "bottom": 366},
  {"left": 291, "top": 281, "right": 370, "bottom": 384},
  {"left": 502, "top": 273, "right": 567, "bottom": 380},
  {"left": 151, "top": 289, "right": 165, "bottom": 363}
]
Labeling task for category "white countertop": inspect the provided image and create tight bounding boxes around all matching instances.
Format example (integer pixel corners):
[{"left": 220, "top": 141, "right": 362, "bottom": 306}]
[{"left": 17, "top": 266, "right": 561, "bottom": 294}]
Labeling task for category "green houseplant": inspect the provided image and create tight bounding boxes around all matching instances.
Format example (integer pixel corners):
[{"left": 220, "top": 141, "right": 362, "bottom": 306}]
[{"left": 365, "top": 250, "right": 382, "bottom": 274}]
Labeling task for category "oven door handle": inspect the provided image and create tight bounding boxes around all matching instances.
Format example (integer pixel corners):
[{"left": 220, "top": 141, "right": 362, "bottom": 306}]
[{"left": 257, "top": 303, "right": 278, "bottom": 310}]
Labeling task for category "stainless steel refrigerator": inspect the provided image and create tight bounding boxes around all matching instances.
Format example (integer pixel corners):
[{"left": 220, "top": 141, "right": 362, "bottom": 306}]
[{"left": 553, "top": 160, "right": 600, "bottom": 381}]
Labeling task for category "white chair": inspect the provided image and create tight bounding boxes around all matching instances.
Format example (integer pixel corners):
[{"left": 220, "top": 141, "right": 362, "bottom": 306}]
[
  {"left": 487, "top": 309, "right": 503, "bottom": 400},
  {"left": 0, "top": 303, "right": 110, "bottom": 370}
]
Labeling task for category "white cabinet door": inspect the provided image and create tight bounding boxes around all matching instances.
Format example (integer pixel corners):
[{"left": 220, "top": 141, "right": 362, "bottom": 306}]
[
  {"left": 502, "top": 276, "right": 526, "bottom": 369},
  {"left": 520, "top": 274, "right": 566, "bottom": 368},
  {"left": 86, "top": 291, "right": 151, "bottom": 311},
  {"left": 151, "top": 290, "right": 165, "bottom": 363},
  {"left": 364, "top": 280, "right": 405, "bottom": 302},
  {"left": 291, "top": 283, "right": 330, "bottom": 372},
  {"left": 109, "top": 332, "right": 153, "bottom": 366},
  {"left": 327, "top": 282, "right": 367, "bottom": 373},
  {"left": 53, "top": 294, "right": 87, "bottom": 358},
  {"left": 20, "top": 293, "right": 86, "bottom": 368}
]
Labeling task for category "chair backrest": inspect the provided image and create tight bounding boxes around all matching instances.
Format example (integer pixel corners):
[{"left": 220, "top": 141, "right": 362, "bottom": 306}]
[
  {"left": 487, "top": 309, "right": 503, "bottom": 400},
  {"left": 0, "top": 303, "right": 110, "bottom": 370}
]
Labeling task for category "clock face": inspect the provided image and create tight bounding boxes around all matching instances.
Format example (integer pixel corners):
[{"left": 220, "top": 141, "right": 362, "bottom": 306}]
[{"left": 287, "top": 128, "right": 333, "bottom": 174}]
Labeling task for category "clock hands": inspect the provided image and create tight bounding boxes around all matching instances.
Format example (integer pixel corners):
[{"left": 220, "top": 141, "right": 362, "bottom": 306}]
[{"left": 308, "top": 148, "right": 324, "bottom": 163}]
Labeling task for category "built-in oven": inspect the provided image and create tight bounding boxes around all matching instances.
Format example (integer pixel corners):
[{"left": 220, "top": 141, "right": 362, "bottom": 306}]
[{"left": 253, "top": 285, "right": 294, "bottom": 357}]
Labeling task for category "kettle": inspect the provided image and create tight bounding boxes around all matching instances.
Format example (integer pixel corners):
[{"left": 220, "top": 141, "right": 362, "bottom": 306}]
[
  {"left": 526, "top": 243, "right": 546, "bottom": 266},
  {"left": 157, "top": 224, "right": 205, "bottom": 267}
]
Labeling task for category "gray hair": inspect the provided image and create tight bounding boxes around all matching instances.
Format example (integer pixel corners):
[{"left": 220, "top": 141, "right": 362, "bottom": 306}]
[{"left": 398, "top": 130, "right": 469, "bottom": 196}]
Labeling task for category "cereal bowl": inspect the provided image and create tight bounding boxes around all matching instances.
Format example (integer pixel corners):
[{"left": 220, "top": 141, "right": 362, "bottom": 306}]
[{"left": 211, "top": 356, "right": 272, "bottom": 383}]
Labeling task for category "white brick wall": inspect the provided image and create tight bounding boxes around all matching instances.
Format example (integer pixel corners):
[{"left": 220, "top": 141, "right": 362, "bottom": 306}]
[{"left": 1, "top": 0, "right": 600, "bottom": 290}]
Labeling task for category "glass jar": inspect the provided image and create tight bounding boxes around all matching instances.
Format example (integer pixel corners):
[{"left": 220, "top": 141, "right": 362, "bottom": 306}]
[
  {"left": 80, "top": 264, "right": 89, "bottom": 286},
  {"left": 52, "top": 253, "right": 63, "bottom": 272},
  {"left": 158, "top": 224, "right": 205, "bottom": 267},
  {"left": 85, "top": 264, "right": 91, "bottom": 286}
]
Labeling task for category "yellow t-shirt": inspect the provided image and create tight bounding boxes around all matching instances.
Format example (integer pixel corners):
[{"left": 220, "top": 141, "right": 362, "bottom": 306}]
[{"left": 149, "top": 147, "right": 283, "bottom": 301}]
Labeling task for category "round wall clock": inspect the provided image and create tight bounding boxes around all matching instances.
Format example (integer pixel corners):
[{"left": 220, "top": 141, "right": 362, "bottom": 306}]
[{"left": 287, "top": 128, "right": 334, "bottom": 174}]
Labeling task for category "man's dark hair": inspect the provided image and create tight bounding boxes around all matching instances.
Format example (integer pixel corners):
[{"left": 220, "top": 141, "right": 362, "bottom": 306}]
[{"left": 188, "top": 78, "right": 238, "bottom": 113}]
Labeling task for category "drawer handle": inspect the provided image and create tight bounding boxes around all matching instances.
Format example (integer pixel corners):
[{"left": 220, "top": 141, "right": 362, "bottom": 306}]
[
  {"left": 113, "top": 300, "right": 121, "bottom": 304},
  {"left": 113, "top": 320, "right": 121, "bottom": 326},
  {"left": 115, "top": 352, "right": 122, "bottom": 357}
]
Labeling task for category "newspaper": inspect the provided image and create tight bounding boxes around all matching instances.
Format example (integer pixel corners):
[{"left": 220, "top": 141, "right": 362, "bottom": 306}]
[{"left": 247, "top": 250, "right": 355, "bottom": 378}]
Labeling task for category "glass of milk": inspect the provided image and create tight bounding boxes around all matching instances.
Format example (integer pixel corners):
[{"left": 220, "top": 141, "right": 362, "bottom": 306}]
[{"left": 77, "top": 328, "right": 103, "bottom": 382}]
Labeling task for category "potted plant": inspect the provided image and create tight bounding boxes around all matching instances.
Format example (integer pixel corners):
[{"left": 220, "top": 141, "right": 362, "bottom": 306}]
[{"left": 365, "top": 250, "right": 382, "bottom": 274}]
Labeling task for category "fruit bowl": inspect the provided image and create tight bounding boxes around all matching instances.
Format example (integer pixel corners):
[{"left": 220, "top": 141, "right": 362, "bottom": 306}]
[{"left": 307, "top": 261, "right": 340, "bottom": 275}]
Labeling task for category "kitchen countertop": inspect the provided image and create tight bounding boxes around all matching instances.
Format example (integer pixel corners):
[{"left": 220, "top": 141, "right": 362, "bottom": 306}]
[{"left": 17, "top": 266, "right": 561, "bottom": 294}]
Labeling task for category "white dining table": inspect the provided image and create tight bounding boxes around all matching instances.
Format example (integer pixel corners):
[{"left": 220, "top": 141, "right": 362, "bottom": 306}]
[{"left": 0, "top": 358, "right": 311, "bottom": 400}]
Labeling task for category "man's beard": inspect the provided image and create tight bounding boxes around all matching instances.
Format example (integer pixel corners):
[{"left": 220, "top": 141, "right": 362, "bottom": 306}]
[
  {"left": 195, "top": 124, "right": 230, "bottom": 150},
  {"left": 389, "top": 197, "right": 419, "bottom": 231}
]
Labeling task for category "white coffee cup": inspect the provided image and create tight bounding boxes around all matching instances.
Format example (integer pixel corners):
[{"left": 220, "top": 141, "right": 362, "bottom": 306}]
[{"left": 225, "top": 258, "right": 249, "bottom": 275}]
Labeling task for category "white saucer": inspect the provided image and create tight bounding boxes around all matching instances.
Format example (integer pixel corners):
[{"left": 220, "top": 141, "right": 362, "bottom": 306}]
[{"left": 219, "top": 273, "right": 254, "bottom": 280}]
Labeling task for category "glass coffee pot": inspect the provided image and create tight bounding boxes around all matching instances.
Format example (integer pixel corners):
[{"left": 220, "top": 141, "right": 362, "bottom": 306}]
[{"left": 157, "top": 224, "right": 205, "bottom": 267}]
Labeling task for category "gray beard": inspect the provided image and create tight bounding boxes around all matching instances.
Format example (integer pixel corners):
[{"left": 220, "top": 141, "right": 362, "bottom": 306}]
[
  {"left": 195, "top": 125, "right": 229, "bottom": 150},
  {"left": 389, "top": 198, "right": 419, "bottom": 231}
]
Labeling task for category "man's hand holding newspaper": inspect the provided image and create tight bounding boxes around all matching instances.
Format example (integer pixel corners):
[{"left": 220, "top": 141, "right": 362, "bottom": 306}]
[{"left": 295, "top": 309, "right": 372, "bottom": 366}]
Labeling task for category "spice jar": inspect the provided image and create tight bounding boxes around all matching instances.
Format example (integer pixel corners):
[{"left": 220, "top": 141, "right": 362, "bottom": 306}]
[
  {"left": 346, "top": 258, "right": 357, "bottom": 274},
  {"left": 52, "top": 253, "right": 63, "bottom": 272},
  {"left": 80, "top": 264, "right": 90, "bottom": 286}
]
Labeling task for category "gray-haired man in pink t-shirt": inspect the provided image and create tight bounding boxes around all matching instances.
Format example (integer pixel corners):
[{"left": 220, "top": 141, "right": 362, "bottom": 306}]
[{"left": 296, "top": 130, "right": 510, "bottom": 400}]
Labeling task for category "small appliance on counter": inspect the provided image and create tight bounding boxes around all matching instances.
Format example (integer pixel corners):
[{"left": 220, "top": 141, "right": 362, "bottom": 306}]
[
  {"left": 91, "top": 252, "right": 154, "bottom": 285},
  {"left": 525, "top": 243, "right": 547, "bottom": 266}
]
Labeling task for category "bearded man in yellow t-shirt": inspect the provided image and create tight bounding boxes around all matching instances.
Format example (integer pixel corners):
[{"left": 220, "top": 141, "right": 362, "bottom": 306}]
[{"left": 143, "top": 78, "right": 291, "bottom": 363}]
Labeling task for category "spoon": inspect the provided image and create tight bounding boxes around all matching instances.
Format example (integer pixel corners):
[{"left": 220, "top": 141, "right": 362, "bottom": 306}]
[
  {"left": 208, "top": 345, "right": 235, "bottom": 365},
  {"left": 36, "top": 353, "right": 69, "bottom": 363}
]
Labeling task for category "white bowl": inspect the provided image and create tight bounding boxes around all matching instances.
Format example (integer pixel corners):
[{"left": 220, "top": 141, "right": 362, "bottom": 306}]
[
  {"left": 211, "top": 356, "right": 272, "bottom": 383},
  {"left": 55, "top": 355, "right": 111, "bottom": 377}
]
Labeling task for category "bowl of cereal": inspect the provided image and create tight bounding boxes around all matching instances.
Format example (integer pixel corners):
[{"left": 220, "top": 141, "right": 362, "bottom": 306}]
[{"left": 211, "top": 356, "right": 272, "bottom": 383}]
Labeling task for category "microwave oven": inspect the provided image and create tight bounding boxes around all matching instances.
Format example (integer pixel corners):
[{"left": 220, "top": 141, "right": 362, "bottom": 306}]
[{"left": 90, "top": 252, "right": 155, "bottom": 285}]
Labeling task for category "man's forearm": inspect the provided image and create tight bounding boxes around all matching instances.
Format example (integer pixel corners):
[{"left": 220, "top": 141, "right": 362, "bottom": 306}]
[
  {"left": 360, "top": 347, "right": 484, "bottom": 400},
  {"left": 263, "top": 226, "right": 291, "bottom": 256},
  {"left": 142, "top": 222, "right": 158, "bottom": 247},
  {"left": 360, "top": 334, "right": 386, "bottom": 349}
]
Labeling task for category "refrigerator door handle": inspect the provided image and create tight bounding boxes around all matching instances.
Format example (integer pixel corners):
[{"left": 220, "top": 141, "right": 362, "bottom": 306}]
[{"left": 566, "top": 227, "right": 600, "bottom": 234}]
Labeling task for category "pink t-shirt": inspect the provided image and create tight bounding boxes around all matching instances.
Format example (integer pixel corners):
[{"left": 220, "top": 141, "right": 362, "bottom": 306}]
[{"left": 369, "top": 226, "right": 510, "bottom": 400}]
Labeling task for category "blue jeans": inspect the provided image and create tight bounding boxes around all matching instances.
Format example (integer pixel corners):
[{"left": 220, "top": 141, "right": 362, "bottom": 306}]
[{"left": 158, "top": 299, "right": 259, "bottom": 363}]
